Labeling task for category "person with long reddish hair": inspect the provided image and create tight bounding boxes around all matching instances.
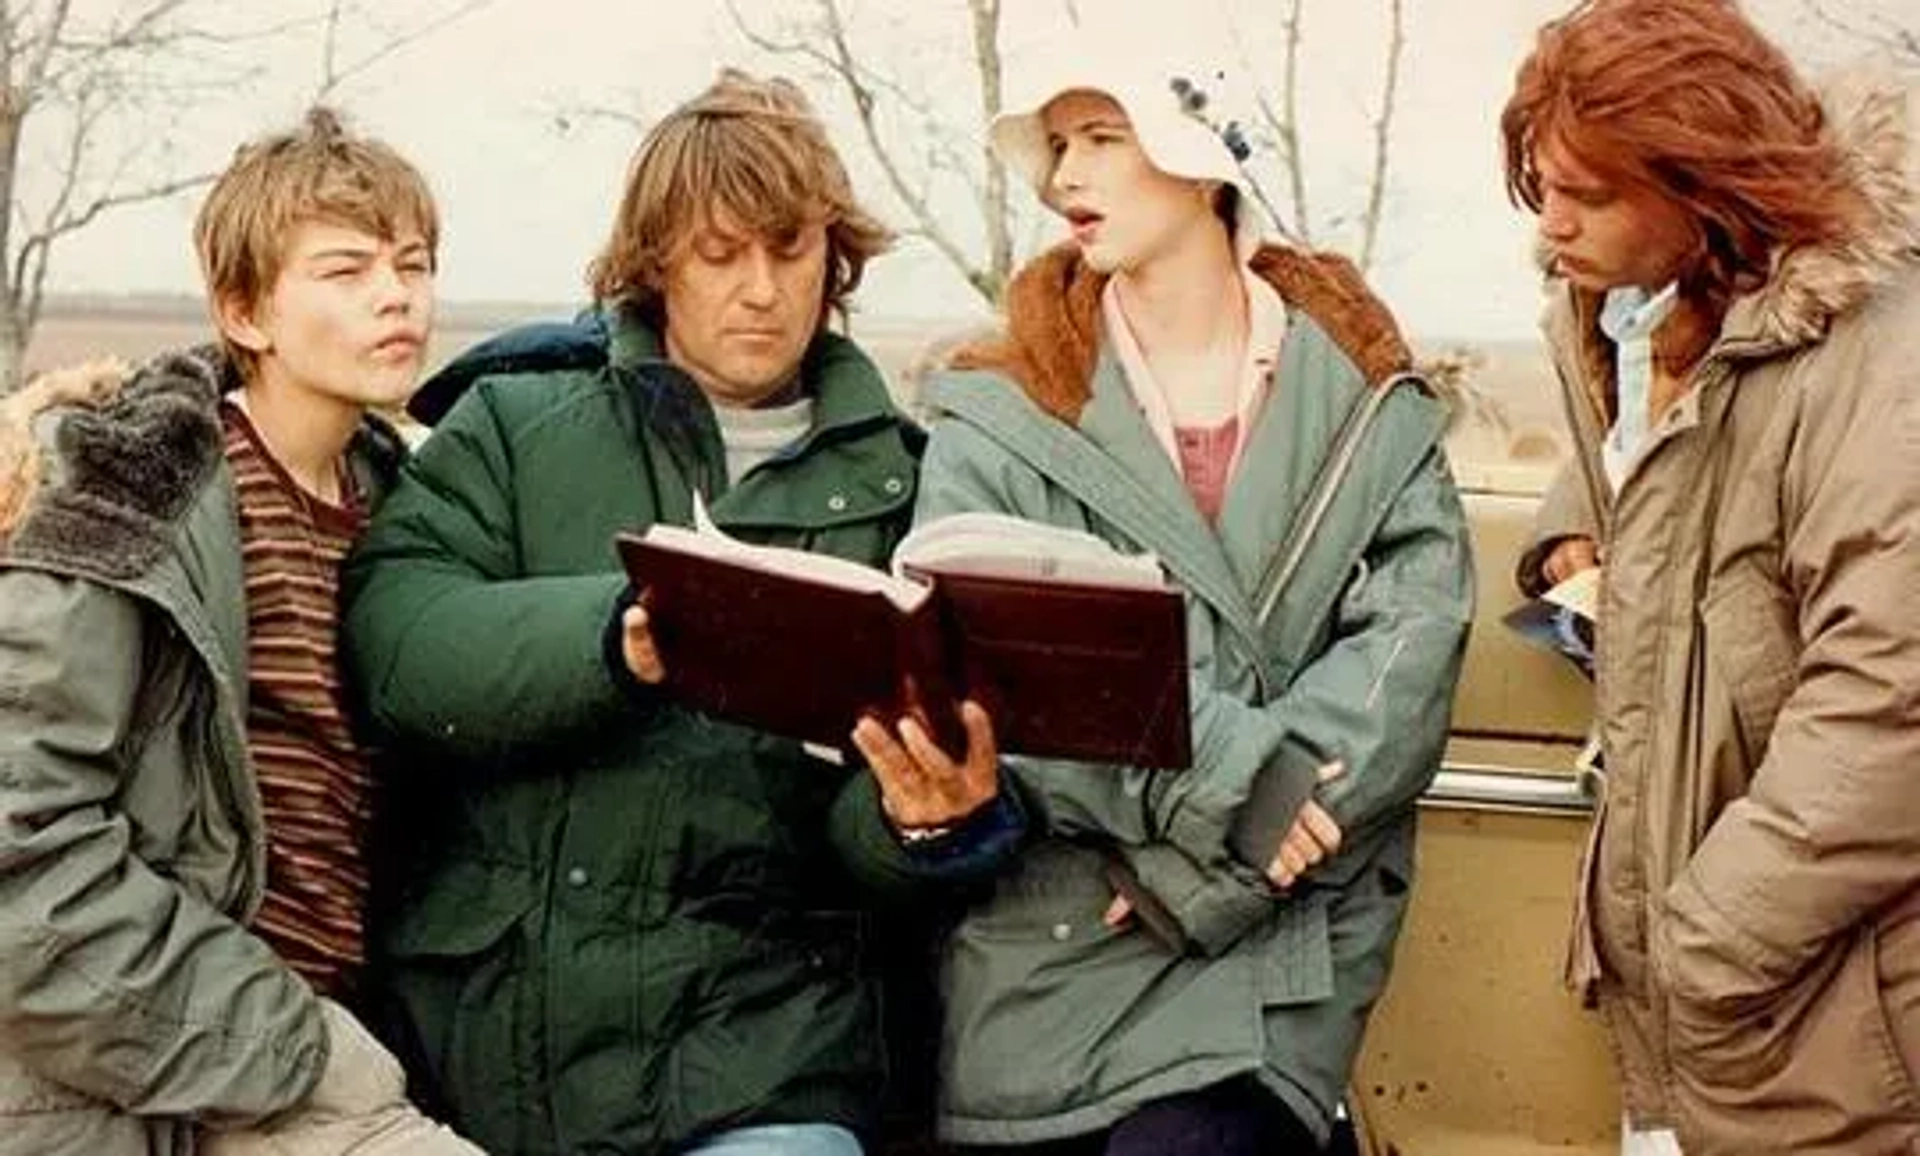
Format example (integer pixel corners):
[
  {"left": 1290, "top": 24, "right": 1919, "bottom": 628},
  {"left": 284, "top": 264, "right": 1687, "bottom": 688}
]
[{"left": 1503, "top": 1, "right": 1920, "bottom": 1153}]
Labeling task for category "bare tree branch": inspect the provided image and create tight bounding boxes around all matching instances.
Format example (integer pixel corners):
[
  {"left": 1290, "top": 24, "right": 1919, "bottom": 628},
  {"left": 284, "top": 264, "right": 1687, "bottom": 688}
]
[
  {"left": 726, "top": 0, "right": 840, "bottom": 76},
  {"left": 1358, "top": 0, "right": 1404, "bottom": 273},
  {"left": 549, "top": 99, "right": 650, "bottom": 137},
  {"left": 1231, "top": 0, "right": 1312, "bottom": 242},
  {"left": 1803, "top": 0, "right": 1920, "bottom": 62},
  {"left": 969, "top": 0, "right": 1009, "bottom": 297},
  {"left": 730, "top": 0, "right": 1006, "bottom": 301},
  {"left": 1279, "top": 0, "right": 1309, "bottom": 240},
  {"left": 313, "top": 0, "right": 495, "bottom": 102}
]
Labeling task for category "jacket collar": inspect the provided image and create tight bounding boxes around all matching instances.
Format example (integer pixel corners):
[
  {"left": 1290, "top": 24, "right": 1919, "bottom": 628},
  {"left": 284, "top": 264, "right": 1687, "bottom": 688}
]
[
  {"left": 0, "top": 345, "right": 406, "bottom": 585},
  {"left": 607, "top": 305, "right": 904, "bottom": 433},
  {"left": 949, "top": 240, "right": 1414, "bottom": 423},
  {"left": 606, "top": 304, "right": 919, "bottom": 496}
]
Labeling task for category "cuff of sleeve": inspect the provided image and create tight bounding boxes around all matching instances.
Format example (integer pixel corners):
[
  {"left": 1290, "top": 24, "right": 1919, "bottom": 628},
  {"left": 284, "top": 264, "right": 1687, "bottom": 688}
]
[
  {"left": 1119, "top": 842, "right": 1270, "bottom": 957},
  {"left": 896, "top": 783, "right": 1029, "bottom": 875},
  {"left": 1227, "top": 749, "right": 1320, "bottom": 867}
]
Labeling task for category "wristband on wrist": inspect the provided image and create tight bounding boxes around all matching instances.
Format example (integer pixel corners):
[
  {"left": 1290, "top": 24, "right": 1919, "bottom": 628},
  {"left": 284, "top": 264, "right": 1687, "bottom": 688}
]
[{"left": 894, "top": 822, "right": 955, "bottom": 845}]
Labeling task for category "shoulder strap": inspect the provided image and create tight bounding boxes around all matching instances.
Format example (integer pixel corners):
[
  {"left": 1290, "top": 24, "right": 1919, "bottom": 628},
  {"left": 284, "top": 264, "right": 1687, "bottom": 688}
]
[{"left": 407, "top": 311, "right": 611, "bottom": 426}]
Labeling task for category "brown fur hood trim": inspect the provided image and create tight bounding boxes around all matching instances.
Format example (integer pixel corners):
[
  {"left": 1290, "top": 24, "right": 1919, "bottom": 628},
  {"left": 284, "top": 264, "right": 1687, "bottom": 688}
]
[
  {"left": 1, "top": 348, "right": 230, "bottom": 581},
  {"left": 950, "top": 241, "right": 1413, "bottom": 423}
]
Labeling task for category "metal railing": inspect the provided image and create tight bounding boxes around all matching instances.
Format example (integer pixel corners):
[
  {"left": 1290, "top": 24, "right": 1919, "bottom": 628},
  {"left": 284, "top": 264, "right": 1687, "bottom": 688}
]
[{"left": 1421, "top": 762, "right": 1599, "bottom": 816}]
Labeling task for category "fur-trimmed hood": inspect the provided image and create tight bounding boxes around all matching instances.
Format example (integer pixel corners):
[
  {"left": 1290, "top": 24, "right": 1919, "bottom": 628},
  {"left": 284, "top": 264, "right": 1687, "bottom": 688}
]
[
  {"left": 1733, "top": 73, "right": 1920, "bottom": 350},
  {"left": 1550, "top": 74, "right": 1920, "bottom": 364},
  {"left": 951, "top": 241, "right": 1413, "bottom": 423},
  {"left": 0, "top": 347, "right": 405, "bottom": 584},
  {"left": 1, "top": 348, "right": 230, "bottom": 582}
]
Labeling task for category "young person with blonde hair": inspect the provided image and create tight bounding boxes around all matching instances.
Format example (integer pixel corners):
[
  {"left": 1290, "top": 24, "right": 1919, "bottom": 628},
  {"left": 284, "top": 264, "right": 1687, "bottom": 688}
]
[
  {"left": 866, "top": 38, "right": 1473, "bottom": 1156},
  {"left": 0, "top": 109, "right": 478, "bottom": 1154},
  {"left": 1505, "top": 1, "right": 1920, "bottom": 1152},
  {"left": 342, "top": 68, "right": 1015, "bottom": 1156}
]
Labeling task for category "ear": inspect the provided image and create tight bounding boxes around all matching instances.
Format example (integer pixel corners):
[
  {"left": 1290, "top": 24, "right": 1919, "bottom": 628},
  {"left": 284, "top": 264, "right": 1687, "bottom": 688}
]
[{"left": 213, "top": 291, "right": 272, "bottom": 356}]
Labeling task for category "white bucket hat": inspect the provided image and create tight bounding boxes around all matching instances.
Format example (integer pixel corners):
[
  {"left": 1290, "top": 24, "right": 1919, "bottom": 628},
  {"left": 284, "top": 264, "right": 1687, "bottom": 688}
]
[{"left": 989, "top": 38, "right": 1263, "bottom": 255}]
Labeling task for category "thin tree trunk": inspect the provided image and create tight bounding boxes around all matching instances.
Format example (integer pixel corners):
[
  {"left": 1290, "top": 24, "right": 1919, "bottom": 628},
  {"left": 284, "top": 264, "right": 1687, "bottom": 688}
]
[{"left": 1358, "top": 0, "right": 1405, "bottom": 274}]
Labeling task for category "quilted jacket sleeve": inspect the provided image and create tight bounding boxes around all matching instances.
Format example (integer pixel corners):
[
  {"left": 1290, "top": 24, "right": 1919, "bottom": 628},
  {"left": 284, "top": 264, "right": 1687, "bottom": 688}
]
[
  {"left": 341, "top": 380, "right": 630, "bottom": 766},
  {"left": 0, "top": 570, "right": 324, "bottom": 1123}
]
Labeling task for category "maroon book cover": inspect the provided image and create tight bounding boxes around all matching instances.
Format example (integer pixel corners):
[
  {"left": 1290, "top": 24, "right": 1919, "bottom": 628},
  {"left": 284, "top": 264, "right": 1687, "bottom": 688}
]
[{"left": 616, "top": 528, "right": 1190, "bottom": 768}]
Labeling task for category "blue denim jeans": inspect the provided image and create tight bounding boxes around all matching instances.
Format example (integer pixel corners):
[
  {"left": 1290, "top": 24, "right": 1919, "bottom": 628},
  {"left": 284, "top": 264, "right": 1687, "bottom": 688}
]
[{"left": 682, "top": 1123, "right": 864, "bottom": 1155}]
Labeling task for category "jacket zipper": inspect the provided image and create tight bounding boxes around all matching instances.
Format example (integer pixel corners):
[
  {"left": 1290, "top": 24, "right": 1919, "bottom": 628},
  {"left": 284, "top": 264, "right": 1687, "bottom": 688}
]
[{"left": 1252, "top": 372, "right": 1414, "bottom": 630}]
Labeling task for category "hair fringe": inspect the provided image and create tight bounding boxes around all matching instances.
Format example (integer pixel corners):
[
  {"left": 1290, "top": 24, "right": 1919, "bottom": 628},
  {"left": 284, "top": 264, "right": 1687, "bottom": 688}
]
[{"left": 588, "top": 68, "right": 894, "bottom": 328}]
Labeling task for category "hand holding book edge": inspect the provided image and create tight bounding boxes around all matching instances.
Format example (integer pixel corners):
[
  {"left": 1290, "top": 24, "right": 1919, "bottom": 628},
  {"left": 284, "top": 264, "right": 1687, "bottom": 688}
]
[
  {"left": 619, "top": 589, "right": 666, "bottom": 685},
  {"left": 852, "top": 700, "right": 1002, "bottom": 837}
]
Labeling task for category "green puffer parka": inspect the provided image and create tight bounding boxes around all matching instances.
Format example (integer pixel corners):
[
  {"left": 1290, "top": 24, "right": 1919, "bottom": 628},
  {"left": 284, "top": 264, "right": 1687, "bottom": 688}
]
[{"left": 341, "top": 305, "right": 943, "bottom": 1155}]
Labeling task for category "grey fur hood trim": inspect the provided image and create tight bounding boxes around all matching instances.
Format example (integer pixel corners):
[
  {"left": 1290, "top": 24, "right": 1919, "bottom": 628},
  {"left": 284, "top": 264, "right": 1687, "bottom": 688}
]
[{"left": 1, "top": 346, "right": 231, "bottom": 582}]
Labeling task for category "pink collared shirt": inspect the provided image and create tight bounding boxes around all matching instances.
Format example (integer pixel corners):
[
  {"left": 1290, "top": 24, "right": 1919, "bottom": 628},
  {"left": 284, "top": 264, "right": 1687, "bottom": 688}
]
[{"left": 1102, "top": 268, "right": 1288, "bottom": 522}]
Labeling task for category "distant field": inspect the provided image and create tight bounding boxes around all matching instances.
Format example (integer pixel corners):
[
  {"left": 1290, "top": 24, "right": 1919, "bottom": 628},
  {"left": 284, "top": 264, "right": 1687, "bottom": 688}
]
[{"left": 27, "top": 302, "right": 1570, "bottom": 490}]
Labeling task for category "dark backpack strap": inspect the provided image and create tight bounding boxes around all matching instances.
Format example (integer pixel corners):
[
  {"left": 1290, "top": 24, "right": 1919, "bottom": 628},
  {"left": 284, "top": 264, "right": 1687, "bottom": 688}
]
[{"left": 407, "top": 311, "right": 611, "bottom": 426}]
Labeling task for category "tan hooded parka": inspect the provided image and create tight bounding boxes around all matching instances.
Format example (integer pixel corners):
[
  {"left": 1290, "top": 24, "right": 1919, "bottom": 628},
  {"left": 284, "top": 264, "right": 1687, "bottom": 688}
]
[{"left": 1524, "top": 78, "right": 1920, "bottom": 1154}]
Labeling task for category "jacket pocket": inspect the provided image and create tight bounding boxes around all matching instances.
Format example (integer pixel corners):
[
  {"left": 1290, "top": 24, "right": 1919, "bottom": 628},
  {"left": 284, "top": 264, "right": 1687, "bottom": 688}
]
[
  {"left": 1256, "top": 891, "right": 1334, "bottom": 1006},
  {"left": 1667, "top": 923, "right": 1920, "bottom": 1149},
  {"left": 1698, "top": 563, "right": 1798, "bottom": 765},
  {"left": 939, "top": 842, "right": 1263, "bottom": 1122},
  {"left": 375, "top": 862, "right": 533, "bottom": 1151}
]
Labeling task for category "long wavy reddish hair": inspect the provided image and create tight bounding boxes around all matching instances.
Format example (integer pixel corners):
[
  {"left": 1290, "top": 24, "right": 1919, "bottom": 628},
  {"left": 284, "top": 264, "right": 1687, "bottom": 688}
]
[{"left": 1502, "top": 0, "right": 1868, "bottom": 321}]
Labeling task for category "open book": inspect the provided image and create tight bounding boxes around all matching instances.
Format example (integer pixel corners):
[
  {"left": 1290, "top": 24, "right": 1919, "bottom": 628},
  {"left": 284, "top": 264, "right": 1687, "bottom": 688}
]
[{"left": 615, "top": 505, "right": 1191, "bottom": 768}]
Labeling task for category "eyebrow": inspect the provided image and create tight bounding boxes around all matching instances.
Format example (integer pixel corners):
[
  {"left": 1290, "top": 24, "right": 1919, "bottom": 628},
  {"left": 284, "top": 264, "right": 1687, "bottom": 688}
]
[
  {"left": 1051, "top": 116, "right": 1130, "bottom": 137},
  {"left": 304, "top": 246, "right": 377, "bottom": 262},
  {"left": 1543, "top": 171, "right": 1610, "bottom": 195}
]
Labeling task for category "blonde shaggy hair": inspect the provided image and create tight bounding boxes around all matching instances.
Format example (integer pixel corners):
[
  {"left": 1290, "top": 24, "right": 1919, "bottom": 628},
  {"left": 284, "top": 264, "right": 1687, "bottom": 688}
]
[
  {"left": 194, "top": 106, "right": 439, "bottom": 380},
  {"left": 588, "top": 68, "right": 893, "bottom": 328}
]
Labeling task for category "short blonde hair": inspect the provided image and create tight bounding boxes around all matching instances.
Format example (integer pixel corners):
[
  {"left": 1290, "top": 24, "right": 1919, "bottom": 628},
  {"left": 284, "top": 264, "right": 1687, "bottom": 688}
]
[
  {"left": 194, "top": 107, "right": 439, "bottom": 377},
  {"left": 588, "top": 69, "right": 893, "bottom": 327}
]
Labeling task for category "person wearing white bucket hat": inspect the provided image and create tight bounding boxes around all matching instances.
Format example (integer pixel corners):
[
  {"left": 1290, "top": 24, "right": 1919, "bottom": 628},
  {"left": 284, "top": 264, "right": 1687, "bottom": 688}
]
[
  {"left": 988, "top": 47, "right": 1266, "bottom": 264},
  {"left": 853, "top": 31, "right": 1474, "bottom": 1156}
]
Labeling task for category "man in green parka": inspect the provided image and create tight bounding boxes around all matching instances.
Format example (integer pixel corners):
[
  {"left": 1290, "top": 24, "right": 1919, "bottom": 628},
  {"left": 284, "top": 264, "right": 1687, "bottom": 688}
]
[{"left": 341, "top": 70, "right": 1015, "bottom": 1156}]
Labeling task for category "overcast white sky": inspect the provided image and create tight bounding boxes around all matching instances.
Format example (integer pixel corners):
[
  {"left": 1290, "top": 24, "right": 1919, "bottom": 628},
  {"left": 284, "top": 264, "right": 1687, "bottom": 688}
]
[{"left": 36, "top": 0, "right": 1912, "bottom": 342}]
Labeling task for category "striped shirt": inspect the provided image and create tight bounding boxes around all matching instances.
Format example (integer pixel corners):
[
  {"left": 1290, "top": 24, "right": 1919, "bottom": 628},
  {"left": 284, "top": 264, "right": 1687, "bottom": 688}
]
[{"left": 222, "top": 400, "right": 371, "bottom": 1000}]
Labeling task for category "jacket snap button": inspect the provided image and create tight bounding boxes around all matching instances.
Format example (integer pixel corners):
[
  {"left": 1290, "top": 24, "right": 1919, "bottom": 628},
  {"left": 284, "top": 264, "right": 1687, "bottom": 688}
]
[
  {"left": 883, "top": 476, "right": 904, "bottom": 494},
  {"left": 827, "top": 494, "right": 849, "bottom": 512},
  {"left": 1051, "top": 922, "right": 1072, "bottom": 942},
  {"left": 566, "top": 867, "right": 589, "bottom": 888}
]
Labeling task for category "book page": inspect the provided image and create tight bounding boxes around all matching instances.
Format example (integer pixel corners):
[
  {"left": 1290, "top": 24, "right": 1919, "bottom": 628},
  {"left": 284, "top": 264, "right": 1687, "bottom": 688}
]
[
  {"left": 1541, "top": 566, "right": 1598, "bottom": 620},
  {"left": 1501, "top": 566, "right": 1597, "bottom": 680},
  {"left": 640, "top": 495, "right": 932, "bottom": 612},
  {"left": 892, "top": 511, "right": 1166, "bottom": 589}
]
